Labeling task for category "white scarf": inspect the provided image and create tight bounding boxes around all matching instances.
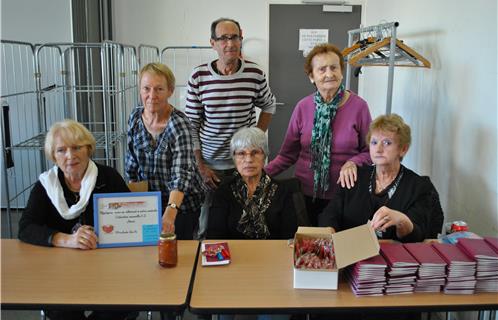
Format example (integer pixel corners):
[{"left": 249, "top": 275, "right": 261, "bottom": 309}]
[{"left": 39, "top": 160, "right": 98, "bottom": 220}]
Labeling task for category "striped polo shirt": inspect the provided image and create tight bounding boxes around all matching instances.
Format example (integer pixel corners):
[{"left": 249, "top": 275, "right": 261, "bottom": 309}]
[{"left": 185, "top": 59, "right": 276, "bottom": 168}]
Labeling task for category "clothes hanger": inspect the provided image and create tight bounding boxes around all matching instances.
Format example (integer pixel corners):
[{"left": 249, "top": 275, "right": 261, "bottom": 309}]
[
  {"left": 347, "top": 37, "right": 431, "bottom": 68},
  {"left": 341, "top": 36, "right": 377, "bottom": 57}
]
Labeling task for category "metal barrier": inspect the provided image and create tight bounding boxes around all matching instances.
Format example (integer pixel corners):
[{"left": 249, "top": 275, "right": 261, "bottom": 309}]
[
  {"left": 138, "top": 44, "right": 160, "bottom": 67},
  {"left": 161, "top": 46, "right": 216, "bottom": 111},
  {"left": 1, "top": 40, "right": 40, "bottom": 237},
  {"left": 1, "top": 40, "right": 142, "bottom": 237}
]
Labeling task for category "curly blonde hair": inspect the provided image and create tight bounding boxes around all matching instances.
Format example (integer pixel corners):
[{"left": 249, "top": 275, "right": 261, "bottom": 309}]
[{"left": 367, "top": 114, "right": 411, "bottom": 150}]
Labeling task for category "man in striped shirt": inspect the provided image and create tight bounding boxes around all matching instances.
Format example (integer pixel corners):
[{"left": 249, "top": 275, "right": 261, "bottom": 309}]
[{"left": 186, "top": 17, "right": 276, "bottom": 238}]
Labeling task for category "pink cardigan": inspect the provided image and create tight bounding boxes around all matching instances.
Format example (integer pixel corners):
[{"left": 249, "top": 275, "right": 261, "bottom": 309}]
[{"left": 265, "top": 91, "right": 372, "bottom": 199}]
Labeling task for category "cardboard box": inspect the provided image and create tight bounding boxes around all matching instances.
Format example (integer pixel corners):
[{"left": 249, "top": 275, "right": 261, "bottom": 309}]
[{"left": 293, "top": 222, "right": 380, "bottom": 290}]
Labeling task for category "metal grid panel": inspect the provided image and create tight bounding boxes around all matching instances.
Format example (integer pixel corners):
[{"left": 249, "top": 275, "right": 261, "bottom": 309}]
[
  {"left": 1, "top": 40, "right": 142, "bottom": 237},
  {"left": 161, "top": 46, "right": 216, "bottom": 111},
  {"left": 1, "top": 41, "right": 39, "bottom": 149},
  {"left": 1, "top": 40, "right": 42, "bottom": 236},
  {"left": 138, "top": 44, "right": 160, "bottom": 68},
  {"left": 30, "top": 42, "right": 138, "bottom": 172}
]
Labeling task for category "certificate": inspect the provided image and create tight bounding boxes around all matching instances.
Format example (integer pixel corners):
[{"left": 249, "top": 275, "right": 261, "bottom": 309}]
[{"left": 93, "top": 192, "right": 162, "bottom": 248}]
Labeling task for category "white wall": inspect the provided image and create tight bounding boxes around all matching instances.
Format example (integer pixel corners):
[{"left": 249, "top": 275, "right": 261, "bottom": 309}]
[
  {"left": 361, "top": 0, "right": 498, "bottom": 237},
  {"left": 114, "top": 0, "right": 498, "bottom": 237},
  {"left": 113, "top": 0, "right": 281, "bottom": 72},
  {"left": 1, "top": 0, "right": 72, "bottom": 43},
  {"left": 113, "top": 0, "right": 366, "bottom": 71}
]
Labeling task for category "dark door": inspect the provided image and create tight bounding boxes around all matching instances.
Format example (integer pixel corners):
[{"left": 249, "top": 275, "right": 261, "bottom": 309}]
[{"left": 268, "top": 4, "right": 361, "bottom": 178}]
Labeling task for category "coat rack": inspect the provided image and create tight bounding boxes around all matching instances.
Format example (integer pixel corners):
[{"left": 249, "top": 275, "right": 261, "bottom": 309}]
[{"left": 343, "top": 22, "right": 431, "bottom": 114}]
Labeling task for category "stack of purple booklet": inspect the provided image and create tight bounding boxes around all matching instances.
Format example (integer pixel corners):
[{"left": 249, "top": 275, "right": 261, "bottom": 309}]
[
  {"left": 457, "top": 237, "right": 498, "bottom": 293},
  {"left": 432, "top": 243, "right": 476, "bottom": 294},
  {"left": 404, "top": 243, "right": 447, "bottom": 292},
  {"left": 380, "top": 243, "right": 419, "bottom": 295},
  {"left": 347, "top": 254, "right": 387, "bottom": 296}
]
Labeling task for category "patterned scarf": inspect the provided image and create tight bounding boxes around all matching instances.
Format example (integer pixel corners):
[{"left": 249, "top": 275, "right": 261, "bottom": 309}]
[
  {"left": 310, "top": 83, "right": 345, "bottom": 197},
  {"left": 231, "top": 172, "right": 278, "bottom": 239}
]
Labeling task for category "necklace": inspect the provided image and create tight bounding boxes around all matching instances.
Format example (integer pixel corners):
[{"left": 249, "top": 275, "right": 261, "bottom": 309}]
[
  {"left": 375, "top": 177, "right": 392, "bottom": 192},
  {"left": 369, "top": 165, "right": 404, "bottom": 199},
  {"left": 64, "top": 177, "right": 81, "bottom": 203},
  {"left": 72, "top": 191, "right": 80, "bottom": 203}
]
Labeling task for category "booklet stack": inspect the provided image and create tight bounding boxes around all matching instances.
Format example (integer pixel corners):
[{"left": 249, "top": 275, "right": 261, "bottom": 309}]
[
  {"left": 404, "top": 243, "right": 447, "bottom": 292},
  {"left": 432, "top": 243, "right": 476, "bottom": 294},
  {"left": 347, "top": 254, "right": 387, "bottom": 296},
  {"left": 484, "top": 236, "right": 498, "bottom": 292},
  {"left": 457, "top": 238, "right": 498, "bottom": 293},
  {"left": 380, "top": 243, "right": 419, "bottom": 295},
  {"left": 484, "top": 237, "right": 498, "bottom": 253}
]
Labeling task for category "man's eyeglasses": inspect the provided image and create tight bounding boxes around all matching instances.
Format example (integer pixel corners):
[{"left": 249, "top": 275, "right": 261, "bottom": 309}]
[
  {"left": 233, "top": 149, "right": 264, "bottom": 160},
  {"left": 213, "top": 35, "right": 242, "bottom": 43}
]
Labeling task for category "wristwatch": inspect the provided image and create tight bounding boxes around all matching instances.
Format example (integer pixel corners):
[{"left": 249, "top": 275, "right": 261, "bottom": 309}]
[{"left": 167, "top": 203, "right": 179, "bottom": 210}]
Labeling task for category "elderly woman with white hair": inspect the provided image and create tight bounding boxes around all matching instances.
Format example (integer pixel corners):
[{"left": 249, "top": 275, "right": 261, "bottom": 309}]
[
  {"left": 207, "top": 127, "right": 301, "bottom": 240},
  {"left": 19, "top": 119, "right": 130, "bottom": 248},
  {"left": 18, "top": 119, "right": 132, "bottom": 320}
]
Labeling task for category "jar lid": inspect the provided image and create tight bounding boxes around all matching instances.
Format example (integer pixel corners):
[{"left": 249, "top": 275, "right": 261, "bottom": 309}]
[{"left": 160, "top": 232, "right": 176, "bottom": 240}]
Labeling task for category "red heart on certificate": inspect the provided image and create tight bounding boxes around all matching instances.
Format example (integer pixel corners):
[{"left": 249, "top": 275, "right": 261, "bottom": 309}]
[{"left": 102, "top": 225, "right": 114, "bottom": 233}]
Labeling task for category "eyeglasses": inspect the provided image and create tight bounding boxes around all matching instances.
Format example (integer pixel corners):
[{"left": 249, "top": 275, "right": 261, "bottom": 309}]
[
  {"left": 233, "top": 149, "right": 264, "bottom": 160},
  {"left": 213, "top": 34, "right": 242, "bottom": 43}
]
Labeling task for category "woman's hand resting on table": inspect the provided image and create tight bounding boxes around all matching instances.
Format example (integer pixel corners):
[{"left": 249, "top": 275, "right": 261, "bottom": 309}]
[{"left": 52, "top": 225, "right": 98, "bottom": 249}]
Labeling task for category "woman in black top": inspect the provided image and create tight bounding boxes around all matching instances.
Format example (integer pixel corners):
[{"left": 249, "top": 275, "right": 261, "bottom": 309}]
[
  {"left": 18, "top": 120, "right": 131, "bottom": 320},
  {"left": 208, "top": 127, "right": 299, "bottom": 240},
  {"left": 319, "top": 114, "right": 436, "bottom": 243}
]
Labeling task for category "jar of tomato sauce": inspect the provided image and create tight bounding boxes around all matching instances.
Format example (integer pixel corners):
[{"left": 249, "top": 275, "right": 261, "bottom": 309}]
[{"left": 158, "top": 232, "right": 177, "bottom": 267}]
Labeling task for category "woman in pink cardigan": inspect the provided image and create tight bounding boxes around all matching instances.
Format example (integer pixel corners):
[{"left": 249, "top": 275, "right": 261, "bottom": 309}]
[{"left": 265, "top": 43, "right": 372, "bottom": 225}]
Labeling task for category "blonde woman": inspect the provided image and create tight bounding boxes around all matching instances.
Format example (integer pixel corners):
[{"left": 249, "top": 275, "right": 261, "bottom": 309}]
[
  {"left": 319, "top": 114, "right": 439, "bottom": 242},
  {"left": 18, "top": 120, "right": 131, "bottom": 320},
  {"left": 126, "top": 63, "right": 204, "bottom": 240}
]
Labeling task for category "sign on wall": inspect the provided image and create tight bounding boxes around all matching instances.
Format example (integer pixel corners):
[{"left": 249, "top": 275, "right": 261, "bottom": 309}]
[{"left": 299, "top": 29, "right": 329, "bottom": 56}]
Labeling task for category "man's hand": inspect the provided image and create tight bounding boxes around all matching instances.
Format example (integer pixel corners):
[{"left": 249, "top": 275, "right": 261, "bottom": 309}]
[{"left": 199, "top": 163, "right": 220, "bottom": 190}]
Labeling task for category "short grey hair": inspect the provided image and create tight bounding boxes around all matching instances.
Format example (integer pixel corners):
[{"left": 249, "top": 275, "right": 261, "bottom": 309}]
[{"left": 230, "top": 127, "right": 268, "bottom": 158}]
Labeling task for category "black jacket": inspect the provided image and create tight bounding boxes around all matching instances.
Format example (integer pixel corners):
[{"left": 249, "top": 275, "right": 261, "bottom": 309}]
[
  {"left": 18, "top": 164, "right": 129, "bottom": 246},
  {"left": 207, "top": 176, "right": 300, "bottom": 240},
  {"left": 319, "top": 165, "right": 433, "bottom": 243}
]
